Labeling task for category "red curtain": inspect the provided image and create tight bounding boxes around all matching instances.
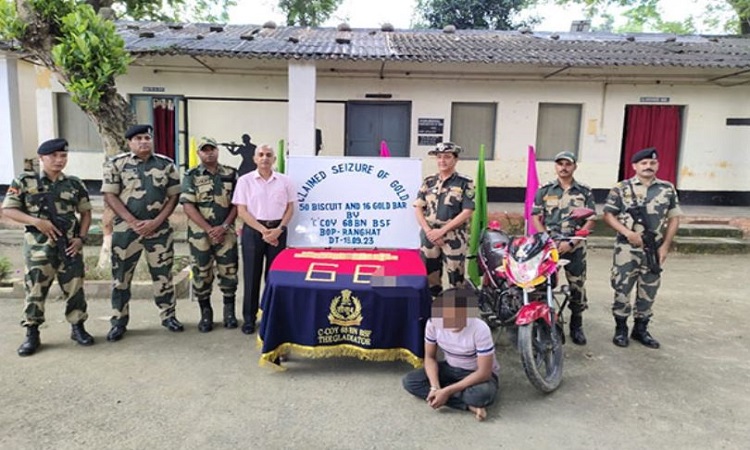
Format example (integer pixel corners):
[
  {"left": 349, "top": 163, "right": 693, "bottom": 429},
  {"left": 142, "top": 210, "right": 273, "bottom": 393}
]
[
  {"left": 152, "top": 98, "right": 176, "bottom": 159},
  {"left": 622, "top": 105, "right": 681, "bottom": 184}
]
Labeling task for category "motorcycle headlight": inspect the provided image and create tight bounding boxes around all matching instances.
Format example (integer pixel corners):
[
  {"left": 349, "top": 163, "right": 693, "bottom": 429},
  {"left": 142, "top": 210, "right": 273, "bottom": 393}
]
[{"left": 508, "top": 252, "right": 544, "bottom": 285}]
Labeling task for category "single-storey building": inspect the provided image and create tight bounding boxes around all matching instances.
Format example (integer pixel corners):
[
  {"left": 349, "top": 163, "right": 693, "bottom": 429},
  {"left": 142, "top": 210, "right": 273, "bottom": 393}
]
[{"left": 2, "top": 21, "right": 749, "bottom": 204}]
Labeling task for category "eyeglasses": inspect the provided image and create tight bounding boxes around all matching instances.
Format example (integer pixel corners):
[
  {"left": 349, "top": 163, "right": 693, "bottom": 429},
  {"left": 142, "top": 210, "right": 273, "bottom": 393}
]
[{"left": 256, "top": 152, "right": 274, "bottom": 157}]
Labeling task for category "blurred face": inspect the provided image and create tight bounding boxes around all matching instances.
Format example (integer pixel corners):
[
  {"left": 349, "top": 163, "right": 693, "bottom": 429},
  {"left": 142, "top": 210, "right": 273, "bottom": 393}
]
[
  {"left": 632, "top": 158, "right": 659, "bottom": 181},
  {"left": 39, "top": 151, "right": 68, "bottom": 174},
  {"left": 198, "top": 145, "right": 218, "bottom": 165},
  {"left": 254, "top": 145, "right": 276, "bottom": 170},
  {"left": 440, "top": 302, "right": 467, "bottom": 329},
  {"left": 554, "top": 159, "right": 576, "bottom": 180},
  {"left": 435, "top": 152, "right": 457, "bottom": 174},
  {"left": 128, "top": 133, "right": 153, "bottom": 159}
]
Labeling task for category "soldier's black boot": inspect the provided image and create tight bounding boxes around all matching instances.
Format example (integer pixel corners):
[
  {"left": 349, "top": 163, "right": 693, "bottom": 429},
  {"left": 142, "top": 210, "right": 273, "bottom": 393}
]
[
  {"left": 223, "top": 297, "right": 238, "bottom": 329},
  {"left": 161, "top": 316, "right": 184, "bottom": 332},
  {"left": 198, "top": 300, "right": 213, "bottom": 333},
  {"left": 569, "top": 313, "right": 587, "bottom": 345},
  {"left": 631, "top": 318, "right": 660, "bottom": 349},
  {"left": 18, "top": 325, "right": 41, "bottom": 357},
  {"left": 612, "top": 317, "right": 629, "bottom": 347},
  {"left": 70, "top": 322, "right": 95, "bottom": 346}
]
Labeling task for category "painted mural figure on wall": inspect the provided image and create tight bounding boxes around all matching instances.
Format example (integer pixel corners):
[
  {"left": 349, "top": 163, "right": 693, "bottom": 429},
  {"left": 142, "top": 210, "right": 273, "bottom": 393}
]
[{"left": 222, "top": 133, "right": 257, "bottom": 177}]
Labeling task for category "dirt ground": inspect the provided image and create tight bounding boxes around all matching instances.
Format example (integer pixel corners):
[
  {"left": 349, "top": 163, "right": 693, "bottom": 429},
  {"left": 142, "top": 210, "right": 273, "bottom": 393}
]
[{"left": 0, "top": 247, "right": 748, "bottom": 449}]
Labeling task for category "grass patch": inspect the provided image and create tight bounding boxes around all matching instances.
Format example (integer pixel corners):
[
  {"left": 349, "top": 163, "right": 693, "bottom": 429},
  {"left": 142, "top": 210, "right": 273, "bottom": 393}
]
[{"left": 84, "top": 255, "right": 191, "bottom": 281}]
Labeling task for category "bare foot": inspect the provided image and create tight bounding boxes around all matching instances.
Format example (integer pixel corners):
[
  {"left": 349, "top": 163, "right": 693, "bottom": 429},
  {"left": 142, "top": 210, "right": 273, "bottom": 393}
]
[{"left": 467, "top": 405, "right": 487, "bottom": 421}]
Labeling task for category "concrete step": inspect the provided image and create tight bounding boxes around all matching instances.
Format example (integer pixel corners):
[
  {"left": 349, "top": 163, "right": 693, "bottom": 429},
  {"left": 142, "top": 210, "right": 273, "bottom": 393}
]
[
  {"left": 671, "top": 236, "right": 750, "bottom": 254},
  {"left": 586, "top": 235, "right": 750, "bottom": 254},
  {"left": 590, "top": 219, "right": 744, "bottom": 239},
  {"left": 677, "top": 223, "right": 744, "bottom": 238}
]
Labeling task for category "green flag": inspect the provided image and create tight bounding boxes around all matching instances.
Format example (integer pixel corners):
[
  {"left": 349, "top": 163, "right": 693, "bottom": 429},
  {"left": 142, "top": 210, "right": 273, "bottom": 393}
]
[
  {"left": 277, "top": 139, "right": 285, "bottom": 174},
  {"left": 467, "top": 144, "right": 487, "bottom": 287}
]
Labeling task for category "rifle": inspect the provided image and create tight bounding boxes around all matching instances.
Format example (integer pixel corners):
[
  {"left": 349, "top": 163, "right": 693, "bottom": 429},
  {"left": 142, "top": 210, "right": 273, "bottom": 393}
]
[
  {"left": 625, "top": 204, "right": 662, "bottom": 275},
  {"left": 29, "top": 191, "right": 74, "bottom": 263}
]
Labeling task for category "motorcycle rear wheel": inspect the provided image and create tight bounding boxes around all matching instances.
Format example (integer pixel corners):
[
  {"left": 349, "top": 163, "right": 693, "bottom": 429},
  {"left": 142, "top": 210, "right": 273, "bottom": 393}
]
[{"left": 518, "top": 319, "right": 564, "bottom": 393}]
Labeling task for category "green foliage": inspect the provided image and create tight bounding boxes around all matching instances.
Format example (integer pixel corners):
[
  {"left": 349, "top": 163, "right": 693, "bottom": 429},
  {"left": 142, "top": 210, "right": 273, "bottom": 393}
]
[
  {"left": 0, "top": 255, "right": 12, "bottom": 280},
  {"left": 112, "top": 0, "right": 237, "bottom": 22},
  {"left": 279, "top": 0, "right": 343, "bottom": 27},
  {"left": 50, "top": 3, "right": 131, "bottom": 111},
  {"left": 417, "top": 0, "right": 536, "bottom": 30},
  {"left": 29, "top": 0, "right": 75, "bottom": 23},
  {"left": 553, "top": 0, "right": 748, "bottom": 34},
  {"left": 0, "top": 0, "right": 26, "bottom": 40}
]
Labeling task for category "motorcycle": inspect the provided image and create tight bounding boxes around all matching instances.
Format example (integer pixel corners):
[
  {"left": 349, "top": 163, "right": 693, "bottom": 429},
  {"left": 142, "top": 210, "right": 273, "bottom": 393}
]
[{"left": 468, "top": 208, "right": 595, "bottom": 393}]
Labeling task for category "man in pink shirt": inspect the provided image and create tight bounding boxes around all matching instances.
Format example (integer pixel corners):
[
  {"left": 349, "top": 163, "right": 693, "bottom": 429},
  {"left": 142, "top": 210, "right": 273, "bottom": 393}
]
[
  {"left": 402, "top": 288, "right": 499, "bottom": 421},
  {"left": 232, "top": 144, "right": 295, "bottom": 334}
]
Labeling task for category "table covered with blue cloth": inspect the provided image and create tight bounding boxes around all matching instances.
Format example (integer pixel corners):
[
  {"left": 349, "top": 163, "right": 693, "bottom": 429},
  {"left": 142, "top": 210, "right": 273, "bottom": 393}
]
[{"left": 258, "top": 248, "right": 432, "bottom": 368}]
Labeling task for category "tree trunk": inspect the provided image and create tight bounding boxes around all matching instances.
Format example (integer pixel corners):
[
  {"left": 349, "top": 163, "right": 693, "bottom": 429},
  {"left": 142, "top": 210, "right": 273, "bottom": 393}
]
[{"left": 89, "top": 90, "right": 134, "bottom": 269}]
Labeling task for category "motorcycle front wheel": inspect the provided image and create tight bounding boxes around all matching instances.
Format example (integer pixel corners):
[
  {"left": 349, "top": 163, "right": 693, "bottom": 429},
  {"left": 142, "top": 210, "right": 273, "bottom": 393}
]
[{"left": 517, "top": 319, "right": 564, "bottom": 393}]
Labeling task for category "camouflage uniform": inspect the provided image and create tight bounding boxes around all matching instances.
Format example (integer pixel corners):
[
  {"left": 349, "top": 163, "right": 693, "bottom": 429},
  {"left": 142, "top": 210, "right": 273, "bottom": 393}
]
[
  {"left": 532, "top": 179, "right": 596, "bottom": 313},
  {"left": 102, "top": 152, "right": 181, "bottom": 327},
  {"left": 2, "top": 171, "right": 91, "bottom": 326},
  {"left": 414, "top": 172, "right": 475, "bottom": 296},
  {"left": 603, "top": 177, "right": 681, "bottom": 319},
  {"left": 180, "top": 163, "right": 238, "bottom": 300}
]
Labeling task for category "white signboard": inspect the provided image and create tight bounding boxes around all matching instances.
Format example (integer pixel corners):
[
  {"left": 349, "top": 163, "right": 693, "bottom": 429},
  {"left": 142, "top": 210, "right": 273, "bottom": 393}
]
[{"left": 287, "top": 156, "right": 422, "bottom": 249}]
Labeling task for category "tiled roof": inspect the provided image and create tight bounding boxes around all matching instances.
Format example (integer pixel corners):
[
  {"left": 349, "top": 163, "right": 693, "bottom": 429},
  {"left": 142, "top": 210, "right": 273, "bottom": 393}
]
[{"left": 118, "top": 21, "right": 750, "bottom": 69}]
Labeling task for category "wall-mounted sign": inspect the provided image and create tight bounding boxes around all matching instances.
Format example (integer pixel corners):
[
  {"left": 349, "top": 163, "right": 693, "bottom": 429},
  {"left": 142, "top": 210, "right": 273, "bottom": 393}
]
[
  {"left": 640, "top": 96, "right": 670, "bottom": 103},
  {"left": 143, "top": 86, "right": 166, "bottom": 92},
  {"left": 418, "top": 118, "right": 444, "bottom": 135},
  {"left": 726, "top": 118, "right": 750, "bottom": 126},
  {"left": 418, "top": 135, "right": 443, "bottom": 146}
]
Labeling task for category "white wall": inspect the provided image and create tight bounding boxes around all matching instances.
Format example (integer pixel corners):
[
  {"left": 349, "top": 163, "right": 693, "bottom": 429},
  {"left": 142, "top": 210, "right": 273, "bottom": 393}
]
[
  {"left": 0, "top": 57, "right": 23, "bottom": 184},
  {"left": 22, "top": 63, "right": 750, "bottom": 193}
]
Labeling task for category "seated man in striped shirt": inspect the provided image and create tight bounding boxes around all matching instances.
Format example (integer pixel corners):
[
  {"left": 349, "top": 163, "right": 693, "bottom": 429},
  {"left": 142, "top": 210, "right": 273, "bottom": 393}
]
[{"left": 402, "top": 288, "right": 499, "bottom": 421}]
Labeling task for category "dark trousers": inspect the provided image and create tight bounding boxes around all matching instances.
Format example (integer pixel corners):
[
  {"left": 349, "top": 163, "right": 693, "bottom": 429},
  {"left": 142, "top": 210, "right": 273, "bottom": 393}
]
[
  {"left": 241, "top": 223, "right": 286, "bottom": 324},
  {"left": 402, "top": 361, "right": 498, "bottom": 410}
]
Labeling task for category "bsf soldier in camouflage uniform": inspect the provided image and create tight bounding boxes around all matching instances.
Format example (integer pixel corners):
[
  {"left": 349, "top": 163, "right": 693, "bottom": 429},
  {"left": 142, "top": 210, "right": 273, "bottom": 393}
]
[
  {"left": 414, "top": 142, "right": 475, "bottom": 297},
  {"left": 532, "top": 151, "right": 596, "bottom": 345},
  {"left": 180, "top": 138, "right": 239, "bottom": 332},
  {"left": 603, "top": 148, "right": 681, "bottom": 349},
  {"left": 2, "top": 138, "right": 94, "bottom": 356},
  {"left": 102, "top": 124, "right": 183, "bottom": 342}
]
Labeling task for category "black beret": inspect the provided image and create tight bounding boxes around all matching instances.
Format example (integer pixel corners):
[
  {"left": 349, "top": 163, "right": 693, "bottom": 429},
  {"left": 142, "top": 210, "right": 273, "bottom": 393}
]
[
  {"left": 37, "top": 138, "right": 68, "bottom": 155},
  {"left": 631, "top": 147, "right": 658, "bottom": 164},
  {"left": 125, "top": 124, "right": 153, "bottom": 140}
]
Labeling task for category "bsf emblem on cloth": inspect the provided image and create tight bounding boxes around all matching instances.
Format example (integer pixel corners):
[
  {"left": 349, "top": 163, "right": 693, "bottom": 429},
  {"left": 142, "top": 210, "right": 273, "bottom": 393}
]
[{"left": 328, "top": 289, "right": 363, "bottom": 326}]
